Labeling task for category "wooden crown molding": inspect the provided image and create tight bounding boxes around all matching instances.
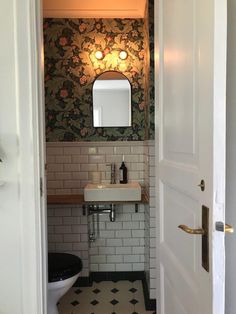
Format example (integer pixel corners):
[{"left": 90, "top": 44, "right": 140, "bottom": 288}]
[
  {"left": 43, "top": 9, "right": 144, "bottom": 18},
  {"left": 43, "top": 0, "right": 146, "bottom": 18}
]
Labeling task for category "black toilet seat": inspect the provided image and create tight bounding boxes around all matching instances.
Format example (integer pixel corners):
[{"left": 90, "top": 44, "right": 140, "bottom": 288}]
[{"left": 48, "top": 253, "right": 83, "bottom": 283}]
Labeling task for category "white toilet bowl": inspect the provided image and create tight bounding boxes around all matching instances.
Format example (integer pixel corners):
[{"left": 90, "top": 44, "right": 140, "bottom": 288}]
[
  {"left": 48, "top": 273, "right": 80, "bottom": 314},
  {"left": 48, "top": 253, "right": 83, "bottom": 314}
]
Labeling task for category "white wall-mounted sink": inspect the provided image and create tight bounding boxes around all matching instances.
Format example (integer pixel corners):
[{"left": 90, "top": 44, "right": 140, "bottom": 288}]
[{"left": 84, "top": 182, "right": 141, "bottom": 202}]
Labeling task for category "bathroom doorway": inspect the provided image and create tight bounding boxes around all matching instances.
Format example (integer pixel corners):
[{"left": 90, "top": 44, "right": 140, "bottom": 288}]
[{"left": 41, "top": 2, "right": 228, "bottom": 313}]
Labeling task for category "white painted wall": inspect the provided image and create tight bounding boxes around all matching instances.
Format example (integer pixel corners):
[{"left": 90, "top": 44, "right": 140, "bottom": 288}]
[{"left": 226, "top": 1, "right": 236, "bottom": 313}]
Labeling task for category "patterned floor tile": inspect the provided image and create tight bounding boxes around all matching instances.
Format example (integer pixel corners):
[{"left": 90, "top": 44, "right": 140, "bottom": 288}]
[
  {"left": 111, "top": 302, "right": 134, "bottom": 314},
  {"left": 132, "top": 280, "right": 143, "bottom": 291},
  {"left": 58, "top": 280, "right": 155, "bottom": 314},
  {"left": 88, "top": 301, "right": 114, "bottom": 314},
  {"left": 115, "top": 280, "right": 133, "bottom": 290}
]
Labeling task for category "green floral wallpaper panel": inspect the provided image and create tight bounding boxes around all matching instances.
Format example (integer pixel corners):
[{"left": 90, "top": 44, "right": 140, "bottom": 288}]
[
  {"left": 44, "top": 18, "right": 148, "bottom": 142},
  {"left": 148, "top": 0, "right": 155, "bottom": 140}
]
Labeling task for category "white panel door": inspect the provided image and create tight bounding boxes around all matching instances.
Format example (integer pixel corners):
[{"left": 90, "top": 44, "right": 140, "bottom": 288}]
[{"left": 157, "top": 0, "right": 227, "bottom": 313}]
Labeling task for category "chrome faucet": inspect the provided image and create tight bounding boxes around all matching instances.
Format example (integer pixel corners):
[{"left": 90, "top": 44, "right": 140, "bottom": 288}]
[{"left": 107, "top": 163, "right": 116, "bottom": 184}]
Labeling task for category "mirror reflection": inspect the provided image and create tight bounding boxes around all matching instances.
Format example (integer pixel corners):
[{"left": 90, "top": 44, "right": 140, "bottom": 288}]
[{"left": 93, "top": 71, "right": 131, "bottom": 127}]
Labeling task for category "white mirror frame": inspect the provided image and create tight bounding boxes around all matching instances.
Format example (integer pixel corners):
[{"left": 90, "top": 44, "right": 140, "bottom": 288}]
[{"left": 92, "top": 71, "right": 132, "bottom": 127}]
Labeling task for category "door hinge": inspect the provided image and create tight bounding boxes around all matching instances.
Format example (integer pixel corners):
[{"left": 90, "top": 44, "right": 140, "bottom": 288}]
[{"left": 40, "top": 177, "right": 43, "bottom": 197}]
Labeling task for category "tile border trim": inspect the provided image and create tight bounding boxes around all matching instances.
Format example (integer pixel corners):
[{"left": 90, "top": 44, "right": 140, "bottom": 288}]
[
  {"left": 90, "top": 271, "right": 145, "bottom": 282},
  {"left": 142, "top": 275, "right": 157, "bottom": 311},
  {"left": 47, "top": 141, "right": 145, "bottom": 147},
  {"left": 74, "top": 276, "right": 92, "bottom": 287}
]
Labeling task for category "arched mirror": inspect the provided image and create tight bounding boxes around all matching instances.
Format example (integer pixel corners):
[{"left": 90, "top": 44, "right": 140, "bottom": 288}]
[{"left": 93, "top": 71, "right": 131, "bottom": 127}]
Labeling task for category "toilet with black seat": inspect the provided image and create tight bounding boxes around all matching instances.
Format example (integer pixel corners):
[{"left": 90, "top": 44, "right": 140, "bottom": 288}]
[{"left": 48, "top": 252, "right": 83, "bottom": 314}]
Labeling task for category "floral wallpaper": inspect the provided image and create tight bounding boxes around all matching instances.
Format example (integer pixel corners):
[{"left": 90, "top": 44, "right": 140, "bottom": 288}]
[
  {"left": 143, "top": 0, "right": 155, "bottom": 140},
  {"left": 44, "top": 18, "right": 148, "bottom": 141},
  {"left": 148, "top": 0, "right": 155, "bottom": 140}
]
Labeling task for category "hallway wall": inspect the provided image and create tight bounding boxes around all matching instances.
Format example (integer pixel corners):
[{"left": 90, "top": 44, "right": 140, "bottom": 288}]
[{"left": 226, "top": 1, "right": 236, "bottom": 313}]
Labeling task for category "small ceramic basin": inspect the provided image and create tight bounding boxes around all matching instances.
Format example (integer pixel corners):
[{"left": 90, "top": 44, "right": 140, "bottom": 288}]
[{"left": 84, "top": 182, "right": 141, "bottom": 202}]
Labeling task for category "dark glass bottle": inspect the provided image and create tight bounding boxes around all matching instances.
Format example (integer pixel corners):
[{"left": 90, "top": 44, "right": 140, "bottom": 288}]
[{"left": 119, "top": 161, "right": 128, "bottom": 184}]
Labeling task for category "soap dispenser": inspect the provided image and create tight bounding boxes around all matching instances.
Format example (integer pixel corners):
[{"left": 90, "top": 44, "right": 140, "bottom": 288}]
[{"left": 119, "top": 156, "right": 128, "bottom": 184}]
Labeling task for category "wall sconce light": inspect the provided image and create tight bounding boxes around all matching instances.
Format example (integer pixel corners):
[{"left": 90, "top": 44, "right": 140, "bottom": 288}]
[
  {"left": 95, "top": 51, "right": 104, "bottom": 60},
  {"left": 119, "top": 50, "right": 128, "bottom": 60},
  {"left": 95, "top": 49, "right": 128, "bottom": 61}
]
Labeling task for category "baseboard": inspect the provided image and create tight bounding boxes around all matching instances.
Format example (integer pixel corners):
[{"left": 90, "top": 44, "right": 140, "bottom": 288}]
[
  {"left": 74, "top": 276, "right": 92, "bottom": 287},
  {"left": 73, "top": 272, "right": 145, "bottom": 287},
  {"left": 90, "top": 271, "right": 145, "bottom": 282},
  {"left": 142, "top": 277, "right": 156, "bottom": 311}
]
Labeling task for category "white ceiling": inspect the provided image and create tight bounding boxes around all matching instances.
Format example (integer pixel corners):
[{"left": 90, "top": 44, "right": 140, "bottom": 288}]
[{"left": 43, "top": 0, "right": 147, "bottom": 18}]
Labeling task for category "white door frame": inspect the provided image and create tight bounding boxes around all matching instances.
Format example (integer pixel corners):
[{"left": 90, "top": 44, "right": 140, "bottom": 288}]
[
  {"left": 24, "top": 0, "right": 48, "bottom": 312},
  {"left": 1, "top": 0, "right": 47, "bottom": 313}
]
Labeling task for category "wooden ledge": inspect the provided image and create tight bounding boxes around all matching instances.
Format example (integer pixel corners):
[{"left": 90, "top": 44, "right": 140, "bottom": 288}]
[
  {"left": 47, "top": 193, "right": 149, "bottom": 205},
  {"left": 47, "top": 194, "right": 84, "bottom": 205}
]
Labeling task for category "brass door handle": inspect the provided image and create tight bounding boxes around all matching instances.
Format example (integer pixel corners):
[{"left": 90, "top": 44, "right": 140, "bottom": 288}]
[
  {"left": 215, "top": 222, "right": 234, "bottom": 233},
  {"left": 179, "top": 206, "right": 209, "bottom": 272},
  {"left": 225, "top": 224, "right": 234, "bottom": 233},
  {"left": 178, "top": 225, "right": 205, "bottom": 235}
]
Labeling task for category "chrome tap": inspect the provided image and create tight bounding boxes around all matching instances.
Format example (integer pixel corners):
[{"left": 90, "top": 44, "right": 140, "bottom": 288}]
[{"left": 107, "top": 163, "right": 116, "bottom": 184}]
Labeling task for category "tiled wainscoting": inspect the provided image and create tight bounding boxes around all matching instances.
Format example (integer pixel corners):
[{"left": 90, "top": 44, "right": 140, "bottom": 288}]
[
  {"left": 47, "top": 203, "right": 145, "bottom": 277},
  {"left": 144, "top": 141, "right": 157, "bottom": 300},
  {"left": 46, "top": 140, "right": 157, "bottom": 305},
  {"left": 48, "top": 204, "right": 89, "bottom": 277},
  {"left": 90, "top": 204, "right": 145, "bottom": 272},
  {"left": 46, "top": 141, "right": 145, "bottom": 195}
]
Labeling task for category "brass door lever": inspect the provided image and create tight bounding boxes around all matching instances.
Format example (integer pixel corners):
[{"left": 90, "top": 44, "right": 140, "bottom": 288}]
[
  {"left": 215, "top": 222, "right": 234, "bottom": 233},
  {"left": 225, "top": 224, "right": 234, "bottom": 233},
  {"left": 178, "top": 225, "right": 205, "bottom": 235},
  {"left": 178, "top": 206, "right": 209, "bottom": 272}
]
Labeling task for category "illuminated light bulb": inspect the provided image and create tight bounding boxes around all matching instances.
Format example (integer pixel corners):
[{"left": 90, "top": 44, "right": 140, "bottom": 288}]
[
  {"left": 119, "top": 50, "right": 128, "bottom": 60},
  {"left": 95, "top": 51, "right": 104, "bottom": 60}
]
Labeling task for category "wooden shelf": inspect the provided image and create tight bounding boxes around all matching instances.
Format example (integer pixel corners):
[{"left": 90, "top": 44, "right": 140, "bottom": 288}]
[
  {"left": 47, "top": 193, "right": 149, "bottom": 205},
  {"left": 47, "top": 194, "right": 84, "bottom": 205}
]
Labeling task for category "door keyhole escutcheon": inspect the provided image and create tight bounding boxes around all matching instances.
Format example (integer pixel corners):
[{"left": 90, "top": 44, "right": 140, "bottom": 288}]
[{"left": 198, "top": 179, "right": 205, "bottom": 191}]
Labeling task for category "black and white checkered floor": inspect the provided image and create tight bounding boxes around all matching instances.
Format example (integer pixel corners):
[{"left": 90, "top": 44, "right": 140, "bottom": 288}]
[{"left": 58, "top": 280, "right": 156, "bottom": 314}]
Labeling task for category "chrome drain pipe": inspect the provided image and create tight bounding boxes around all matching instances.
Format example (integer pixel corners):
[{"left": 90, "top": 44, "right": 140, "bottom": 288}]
[
  {"left": 109, "top": 204, "right": 116, "bottom": 222},
  {"left": 87, "top": 204, "right": 116, "bottom": 242}
]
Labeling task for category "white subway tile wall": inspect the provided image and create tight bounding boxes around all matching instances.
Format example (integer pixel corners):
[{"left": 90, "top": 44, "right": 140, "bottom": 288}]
[
  {"left": 47, "top": 204, "right": 89, "bottom": 277},
  {"left": 89, "top": 204, "right": 145, "bottom": 272},
  {"left": 144, "top": 140, "right": 157, "bottom": 300},
  {"left": 149, "top": 140, "right": 157, "bottom": 300},
  {"left": 144, "top": 141, "right": 151, "bottom": 295},
  {"left": 46, "top": 141, "right": 145, "bottom": 195},
  {"left": 46, "top": 141, "right": 157, "bottom": 301}
]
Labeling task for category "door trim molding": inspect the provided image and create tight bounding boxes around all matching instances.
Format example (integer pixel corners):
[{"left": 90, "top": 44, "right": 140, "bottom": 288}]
[
  {"left": 15, "top": 0, "right": 47, "bottom": 313},
  {"left": 154, "top": 0, "right": 161, "bottom": 309}
]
